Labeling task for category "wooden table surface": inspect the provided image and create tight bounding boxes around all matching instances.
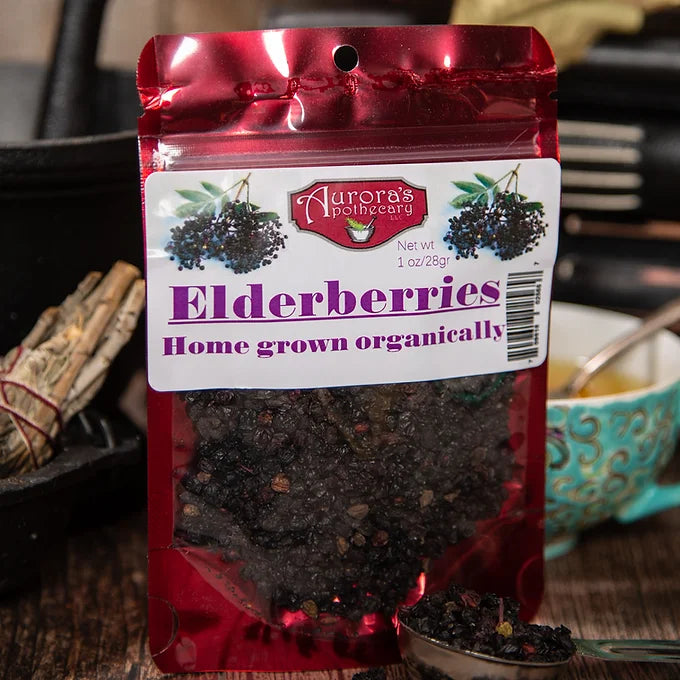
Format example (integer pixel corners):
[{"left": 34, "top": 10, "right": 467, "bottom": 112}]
[{"left": 1, "top": 501, "right": 679, "bottom": 680}]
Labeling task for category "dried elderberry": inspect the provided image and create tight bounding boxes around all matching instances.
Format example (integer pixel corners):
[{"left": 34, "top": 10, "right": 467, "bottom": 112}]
[
  {"left": 400, "top": 584, "right": 575, "bottom": 663},
  {"left": 176, "top": 374, "right": 517, "bottom": 623}
]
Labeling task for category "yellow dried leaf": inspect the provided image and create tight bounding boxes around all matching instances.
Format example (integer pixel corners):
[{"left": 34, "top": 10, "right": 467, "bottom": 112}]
[{"left": 496, "top": 620, "right": 514, "bottom": 637}]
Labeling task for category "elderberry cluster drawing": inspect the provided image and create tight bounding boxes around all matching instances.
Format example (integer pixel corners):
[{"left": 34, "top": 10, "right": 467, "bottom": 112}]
[
  {"left": 444, "top": 165, "right": 548, "bottom": 261},
  {"left": 165, "top": 174, "right": 286, "bottom": 273}
]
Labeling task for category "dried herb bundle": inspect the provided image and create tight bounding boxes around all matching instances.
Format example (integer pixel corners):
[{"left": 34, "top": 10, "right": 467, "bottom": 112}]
[{"left": 0, "top": 261, "right": 145, "bottom": 477}]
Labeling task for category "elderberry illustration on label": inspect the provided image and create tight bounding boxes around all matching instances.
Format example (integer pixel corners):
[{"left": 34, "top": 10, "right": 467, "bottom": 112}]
[
  {"left": 444, "top": 165, "right": 548, "bottom": 260},
  {"left": 144, "top": 158, "right": 560, "bottom": 391},
  {"left": 165, "top": 175, "right": 287, "bottom": 272}
]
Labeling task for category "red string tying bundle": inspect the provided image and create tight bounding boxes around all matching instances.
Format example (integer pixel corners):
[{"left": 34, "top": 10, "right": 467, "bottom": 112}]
[{"left": 0, "top": 346, "right": 64, "bottom": 470}]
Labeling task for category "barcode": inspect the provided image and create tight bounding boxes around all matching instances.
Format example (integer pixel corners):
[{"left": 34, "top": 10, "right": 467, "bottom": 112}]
[{"left": 506, "top": 271, "right": 542, "bottom": 361}]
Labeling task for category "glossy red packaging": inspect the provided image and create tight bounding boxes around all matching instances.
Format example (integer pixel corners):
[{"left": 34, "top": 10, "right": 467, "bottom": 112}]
[{"left": 137, "top": 25, "right": 558, "bottom": 673}]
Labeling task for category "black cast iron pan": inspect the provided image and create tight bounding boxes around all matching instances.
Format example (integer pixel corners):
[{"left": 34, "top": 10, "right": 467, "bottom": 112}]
[
  {"left": 0, "top": 0, "right": 142, "bottom": 408},
  {"left": 0, "top": 410, "right": 143, "bottom": 595},
  {"left": 0, "top": 0, "right": 145, "bottom": 596}
]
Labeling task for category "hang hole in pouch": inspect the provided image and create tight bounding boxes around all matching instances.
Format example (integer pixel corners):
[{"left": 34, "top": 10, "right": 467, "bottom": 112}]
[{"left": 333, "top": 44, "right": 359, "bottom": 72}]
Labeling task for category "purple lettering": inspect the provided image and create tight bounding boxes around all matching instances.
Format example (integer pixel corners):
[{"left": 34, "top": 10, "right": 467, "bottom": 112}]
[
  {"left": 163, "top": 336, "right": 186, "bottom": 354},
  {"left": 233, "top": 284, "right": 264, "bottom": 319},
  {"left": 389, "top": 287, "right": 414, "bottom": 312},
  {"left": 481, "top": 280, "right": 501, "bottom": 304},
  {"left": 211, "top": 285, "right": 227, "bottom": 319},
  {"left": 299, "top": 291, "right": 324, "bottom": 316},
  {"left": 188, "top": 341, "right": 205, "bottom": 354},
  {"left": 440, "top": 275, "right": 454, "bottom": 308},
  {"left": 360, "top": 288, "right": 388, "bottom": 314},
  {"left": 269, "top": 292, "right": 296, "bottom": 318},
  {"left": 326, "top": 280, "right": 356, "bottom": 315},
  {"left": 171, "top": 286, "right": 206, "bottom": 320},
  {"left": 257, "top": 340, "right": 274, "bottom": 358},
  {"left": 290, "top": 340, "right": 307, "bottom": 353},
  {"left": 456, "top": 283, "right": 479, "bottom": 307},
  {"left": 416, "top": 286, "right": 438, "bottom": 310}
]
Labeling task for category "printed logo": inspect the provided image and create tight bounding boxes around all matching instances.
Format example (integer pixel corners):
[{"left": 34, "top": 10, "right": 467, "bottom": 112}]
[{"left": 290, "top": 179, "right": 428, "bottom": 249}]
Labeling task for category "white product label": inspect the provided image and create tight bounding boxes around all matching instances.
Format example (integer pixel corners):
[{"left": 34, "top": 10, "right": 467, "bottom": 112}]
[{"left": 144, "top": 158, "right": 560, "bottom": 390}]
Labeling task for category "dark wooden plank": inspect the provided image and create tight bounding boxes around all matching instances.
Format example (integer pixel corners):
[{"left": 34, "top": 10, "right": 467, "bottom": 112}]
[
  {"left": 1, "top": 586, "right": 41, "bottom": 679},
  {"left": 30, "top": 548, "right": 74, "bottom": 680},
  {"left": 1, "top": 505, "right": 679, "bottom": 679},
  {"left": 539, "top": 509, "right": 680, "bottom": 680}
]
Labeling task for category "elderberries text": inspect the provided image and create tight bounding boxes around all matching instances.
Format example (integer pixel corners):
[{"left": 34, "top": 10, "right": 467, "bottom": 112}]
[{"left": 168, "top": 276, "right": 501, "bottom": 322}]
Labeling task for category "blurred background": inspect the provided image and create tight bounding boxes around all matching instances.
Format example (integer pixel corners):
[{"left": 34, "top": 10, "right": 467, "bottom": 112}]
[
  {"left": 1, "top": 0, "right": 680, "bottom": 389},
  {"left": 2, "top": 0, "right": 680, "bottom": 322}
]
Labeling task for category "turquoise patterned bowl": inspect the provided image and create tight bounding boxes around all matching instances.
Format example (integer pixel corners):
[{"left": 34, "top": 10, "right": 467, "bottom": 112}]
[{"left": 545, "top": 302, "right": 680, "bottom": 558}]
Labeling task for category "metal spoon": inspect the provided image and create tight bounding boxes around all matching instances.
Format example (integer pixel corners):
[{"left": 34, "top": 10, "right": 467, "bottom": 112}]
[
  {"left": 398, "top": 621, "right": 680, "bottom": 680},
  {"left": 549, "top": 296, "right": 680, "bottom": 399}
]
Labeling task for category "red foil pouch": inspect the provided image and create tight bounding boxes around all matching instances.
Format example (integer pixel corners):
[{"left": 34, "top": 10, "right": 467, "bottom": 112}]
[{"left": 137, "top": 25, "right": 559, "bottom": 673}]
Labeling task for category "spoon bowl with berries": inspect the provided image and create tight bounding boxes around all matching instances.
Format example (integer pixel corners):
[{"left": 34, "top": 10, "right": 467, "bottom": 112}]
[{"left": 397, "top": 585, "right": 680, "bottom": 680}]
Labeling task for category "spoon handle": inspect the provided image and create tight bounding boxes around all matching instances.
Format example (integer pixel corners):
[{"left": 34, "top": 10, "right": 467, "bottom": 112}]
[
  {"left": 558, "top": 296, "right": 680, "bottom": 398},
  {"left": 575, "top": 638, "right": 680, "bottom": 663}
]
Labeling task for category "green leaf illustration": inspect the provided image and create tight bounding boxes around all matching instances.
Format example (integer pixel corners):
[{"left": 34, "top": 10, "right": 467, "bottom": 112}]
[
  {"left": 450, "top": 194, "right": 477, "bottom": 208},
  {"left": 453, "top": 181, "right": 487, "bottom": 194},
  {"left": 448, "top": 165, "right": 546, "bottom": 216},
  {"left": 173, "top": 174, "right": 259, "bottom": 220},
  {"left": 175, "top": 202, "right": 201, "bottom": 218},
  {"left": 200, "top": 181, "right": 224, "bottom": 197},
  {"left": 176, "top": 189, "right": 214, "bottom": 203},
  {"left": 474, "top": 173, "right": 496, "bottom": 188},
  {"left": 347, "top": 217, "right": 367, "bottom": 230},
  {"left": 256, "top": 211, "right": 280, "bottom": 223}
]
